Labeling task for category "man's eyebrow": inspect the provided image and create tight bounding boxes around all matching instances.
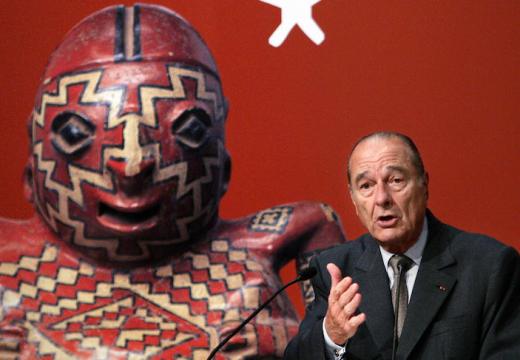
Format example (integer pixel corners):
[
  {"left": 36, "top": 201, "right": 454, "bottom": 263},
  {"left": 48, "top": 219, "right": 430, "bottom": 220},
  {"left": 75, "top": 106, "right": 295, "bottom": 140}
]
[{"left": 354, "top": 171, "right": 369, "bottom": 184}]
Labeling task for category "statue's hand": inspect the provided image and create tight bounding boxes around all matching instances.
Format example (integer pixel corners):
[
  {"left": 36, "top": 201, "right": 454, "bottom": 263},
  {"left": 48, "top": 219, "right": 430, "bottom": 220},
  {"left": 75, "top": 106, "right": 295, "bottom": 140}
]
[
  {"left": 0, "top": 308, "right": 27, "bottom": 359},
  {"left": 0, "top": 328, "right": 23, "bottom": 359}
]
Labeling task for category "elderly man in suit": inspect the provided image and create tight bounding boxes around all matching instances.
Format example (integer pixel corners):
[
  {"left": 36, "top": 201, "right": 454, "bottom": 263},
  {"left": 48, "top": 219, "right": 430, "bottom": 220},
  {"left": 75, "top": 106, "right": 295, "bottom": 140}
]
[{"left": 285, "top": 131, "right": 520, "bottom": 359}]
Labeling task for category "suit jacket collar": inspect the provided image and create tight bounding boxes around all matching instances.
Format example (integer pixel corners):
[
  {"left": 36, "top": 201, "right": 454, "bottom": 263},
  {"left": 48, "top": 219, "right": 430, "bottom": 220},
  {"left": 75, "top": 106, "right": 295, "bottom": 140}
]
[
  {"left": 355, "top": 235, "right": 395, "bottom": 358},
  {"left": 354, "top": 210, "right": 457, "bottom": 359},
  {"left": 398, "top": 210, "right": 457, "bottom": 358}
]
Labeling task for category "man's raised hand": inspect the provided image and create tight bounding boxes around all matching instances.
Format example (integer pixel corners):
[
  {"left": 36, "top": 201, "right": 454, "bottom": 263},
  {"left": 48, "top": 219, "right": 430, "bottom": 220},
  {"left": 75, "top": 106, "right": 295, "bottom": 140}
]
[{"left": 324, "top": 263, "right": 366, "bottom": 345}]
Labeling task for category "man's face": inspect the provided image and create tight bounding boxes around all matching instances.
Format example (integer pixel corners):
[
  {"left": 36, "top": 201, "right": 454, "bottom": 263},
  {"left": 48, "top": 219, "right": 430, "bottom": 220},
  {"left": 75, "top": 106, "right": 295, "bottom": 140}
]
[
  {"left": 30, "top": 62, "right": 229, "bottom": 263},
  {"left": 348, "top": 137, "right": 428, "bottom": 253}
]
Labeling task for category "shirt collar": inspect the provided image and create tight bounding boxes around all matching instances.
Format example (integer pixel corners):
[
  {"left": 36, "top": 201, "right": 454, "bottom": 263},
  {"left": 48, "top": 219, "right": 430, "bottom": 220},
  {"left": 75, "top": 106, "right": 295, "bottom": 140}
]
[{"left": 379, "top": 216, "right": 428, "bottom": 268}]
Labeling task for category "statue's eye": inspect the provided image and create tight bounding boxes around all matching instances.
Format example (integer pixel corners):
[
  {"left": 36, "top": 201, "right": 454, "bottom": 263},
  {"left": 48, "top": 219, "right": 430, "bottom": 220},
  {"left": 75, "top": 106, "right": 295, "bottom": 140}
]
[
  {"left": 60, "top": 122, "right": 88, "bottom": 144},
  {"left": 51, "top": 112, "right": 95, "bottom": 156},
  {"left": 172, "top": 109, "right": 211, "bottom": 149}
]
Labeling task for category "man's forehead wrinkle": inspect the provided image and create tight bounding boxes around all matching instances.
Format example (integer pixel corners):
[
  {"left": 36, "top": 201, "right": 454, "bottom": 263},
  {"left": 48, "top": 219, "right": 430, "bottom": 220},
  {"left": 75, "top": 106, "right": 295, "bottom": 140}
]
[
  {"left": 352, "top": 152, "right": 405, "bottom": 173},
  {"left": 354, "top": 164, "right": 407, "bottom": 181},
  {"left": 384, "top": 164, "right": 408, "bottom": 173}
]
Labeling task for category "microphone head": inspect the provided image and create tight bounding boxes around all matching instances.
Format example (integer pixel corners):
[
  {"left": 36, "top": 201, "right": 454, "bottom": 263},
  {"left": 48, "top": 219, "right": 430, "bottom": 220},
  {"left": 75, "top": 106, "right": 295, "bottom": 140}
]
[{"left": 298, "top": 267, "right": 317, "bottom": 281}]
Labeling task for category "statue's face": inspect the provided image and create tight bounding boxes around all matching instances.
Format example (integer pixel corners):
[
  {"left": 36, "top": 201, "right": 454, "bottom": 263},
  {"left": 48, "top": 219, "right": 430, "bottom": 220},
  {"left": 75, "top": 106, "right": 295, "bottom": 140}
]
[{"left": 30, "top": 61, "right": 229, "bottom": 263}]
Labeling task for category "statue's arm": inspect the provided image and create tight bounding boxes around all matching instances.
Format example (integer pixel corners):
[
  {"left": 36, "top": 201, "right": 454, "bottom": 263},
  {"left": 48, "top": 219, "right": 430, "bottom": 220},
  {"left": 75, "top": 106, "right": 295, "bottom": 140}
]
[
  {"left": 238, "top": 201, "right": 346, "bottom": 260},
  {"left": 238, "top": 200, "right": 346, "bottom": 276}
]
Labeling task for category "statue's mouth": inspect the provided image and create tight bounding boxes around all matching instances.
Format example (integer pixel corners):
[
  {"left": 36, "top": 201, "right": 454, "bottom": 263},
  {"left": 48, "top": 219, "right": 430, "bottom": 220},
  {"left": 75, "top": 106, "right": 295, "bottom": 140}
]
[{"left": 97, "top": 201, "right": 161, "bottom": 232}]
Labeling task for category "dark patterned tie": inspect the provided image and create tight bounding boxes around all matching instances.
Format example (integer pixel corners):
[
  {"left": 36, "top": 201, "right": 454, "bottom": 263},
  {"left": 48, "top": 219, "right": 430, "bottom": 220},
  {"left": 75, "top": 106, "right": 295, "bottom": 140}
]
[{"left": 389, "top": 254, "right": 414, "bottom": 339}]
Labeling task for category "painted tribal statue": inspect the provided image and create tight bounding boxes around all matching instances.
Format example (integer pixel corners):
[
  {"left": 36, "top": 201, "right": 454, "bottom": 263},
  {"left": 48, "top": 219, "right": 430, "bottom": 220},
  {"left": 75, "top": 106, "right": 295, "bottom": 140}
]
[{"left": 0, "top": 4, "right": 344, "bottom": 359}]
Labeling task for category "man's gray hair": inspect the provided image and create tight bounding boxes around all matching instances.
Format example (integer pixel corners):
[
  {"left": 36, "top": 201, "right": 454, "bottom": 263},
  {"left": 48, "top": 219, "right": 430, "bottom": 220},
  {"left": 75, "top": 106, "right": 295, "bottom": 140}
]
[{"left": 347, "top": 131, "right": 426, "bottom": 185}]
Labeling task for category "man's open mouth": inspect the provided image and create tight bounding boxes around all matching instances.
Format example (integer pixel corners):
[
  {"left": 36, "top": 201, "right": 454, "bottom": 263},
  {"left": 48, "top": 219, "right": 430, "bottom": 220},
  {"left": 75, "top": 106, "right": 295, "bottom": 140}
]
[
  {"left": 97, "top": 202, "right": 161, "bottom": 231},
  {"left": 378, "top": 215, "right": 395, "bottom": 222},
  {"left": 377, "top": 215, "right": 398, "bottom": 227}
]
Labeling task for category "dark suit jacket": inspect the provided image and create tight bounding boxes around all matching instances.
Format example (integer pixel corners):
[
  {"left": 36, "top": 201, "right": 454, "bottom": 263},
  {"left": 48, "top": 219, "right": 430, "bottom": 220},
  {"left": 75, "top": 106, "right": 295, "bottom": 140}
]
[{"left": 284, "top": 211, "right": 520, "bottom": 360}]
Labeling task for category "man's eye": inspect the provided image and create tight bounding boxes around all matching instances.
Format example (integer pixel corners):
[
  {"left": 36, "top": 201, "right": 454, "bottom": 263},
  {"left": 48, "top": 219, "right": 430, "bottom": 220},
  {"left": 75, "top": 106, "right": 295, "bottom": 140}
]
[
  {"left": 51, "top": 112, "right": 95, "bottom": 156},
  {"left": 389, "top": 177, "right": 407, "bottom": 189},
  {"left": 359, "top": 183, "right": 371, "bottom": 190},
  {"left": 172, "top": 109, "right": 211, "bottom": 149},
  {"left": 390, "top": 177, "right": 405, "bottom": 184}
]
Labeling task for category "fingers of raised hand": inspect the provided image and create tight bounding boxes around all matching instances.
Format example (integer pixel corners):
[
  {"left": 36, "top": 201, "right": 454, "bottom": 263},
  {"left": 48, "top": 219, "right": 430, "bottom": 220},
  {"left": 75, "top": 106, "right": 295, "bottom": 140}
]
[
  {"left": 328, "top": 281, "right": 364, "bottom": 324},
  {"left": 329, "top": 276, "right": 353, "bottom": 303},
  {"left": 338, "top": 284, "right": 361, "bottom": 315},
  {"left": 345, "top": 313, "right": 366, "bottom": 335},
  {"left": 329, "top": 281, "right": 359, "bottom": 318},
  {"left": 341, "top": 292, "right": 361, "bottom": 320},
  {"left": 325, "top": 290, "right": 366, "bottom": 344},
  {"left": 326, "top": 263, "right": 342, "bottom": 288}
]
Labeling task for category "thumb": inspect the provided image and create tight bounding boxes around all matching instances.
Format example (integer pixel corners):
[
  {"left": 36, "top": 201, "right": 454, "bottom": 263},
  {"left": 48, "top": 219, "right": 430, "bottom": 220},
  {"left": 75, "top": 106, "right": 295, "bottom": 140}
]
[{"left": 326, "top": 263, "right": 342, "bottom": 289}]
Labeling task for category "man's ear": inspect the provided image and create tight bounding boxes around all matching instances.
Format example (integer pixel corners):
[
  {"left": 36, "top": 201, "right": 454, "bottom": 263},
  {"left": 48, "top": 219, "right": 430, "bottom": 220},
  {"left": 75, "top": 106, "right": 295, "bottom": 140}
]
[
  {"left": 23, "top": 160, "right": 34, "bottom": 203},
  {"left": 348, "top": 184, "right": 359, "bottom": 216}
]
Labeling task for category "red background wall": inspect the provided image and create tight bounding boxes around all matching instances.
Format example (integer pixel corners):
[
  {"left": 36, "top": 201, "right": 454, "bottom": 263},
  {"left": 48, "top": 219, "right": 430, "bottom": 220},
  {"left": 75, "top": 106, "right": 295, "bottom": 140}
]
[{"left": 0, "top": 1, "right": 518, "bottom": 316}]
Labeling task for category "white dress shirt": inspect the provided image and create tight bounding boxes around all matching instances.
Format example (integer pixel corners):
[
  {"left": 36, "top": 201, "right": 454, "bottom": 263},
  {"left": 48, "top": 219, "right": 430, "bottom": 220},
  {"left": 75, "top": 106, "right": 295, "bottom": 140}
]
[{"left": 323, "top": 217, "right": 428, "bottom": 359}]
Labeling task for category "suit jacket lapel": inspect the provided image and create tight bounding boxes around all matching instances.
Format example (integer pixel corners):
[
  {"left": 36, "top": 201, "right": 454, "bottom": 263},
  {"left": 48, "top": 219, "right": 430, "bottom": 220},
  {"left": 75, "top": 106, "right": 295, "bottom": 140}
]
[
  {"left": 355, "top": 236, "right": 395, "bottom": 355},
  {"left": 397, "top": 213, "right": 457, "bottom": 359}
]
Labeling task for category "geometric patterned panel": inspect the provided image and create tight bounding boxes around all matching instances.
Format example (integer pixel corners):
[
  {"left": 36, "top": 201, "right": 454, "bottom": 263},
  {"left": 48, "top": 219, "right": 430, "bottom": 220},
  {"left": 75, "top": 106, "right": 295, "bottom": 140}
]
[
  {"left": 249, "top": 206, "right": 293, "bottom": 234},
  {"left": 0, "top": 238, "right": 298, "bottom": 359}
]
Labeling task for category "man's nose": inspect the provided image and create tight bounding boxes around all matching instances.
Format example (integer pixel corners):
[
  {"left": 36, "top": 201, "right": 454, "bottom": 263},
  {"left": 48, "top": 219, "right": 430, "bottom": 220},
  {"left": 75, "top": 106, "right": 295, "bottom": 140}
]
[
  {"left": 374, "top": 182, "right": 393, "bottom": 208},
  {"left": 106, "top": 157, "right": 156, "bottom": 195}
]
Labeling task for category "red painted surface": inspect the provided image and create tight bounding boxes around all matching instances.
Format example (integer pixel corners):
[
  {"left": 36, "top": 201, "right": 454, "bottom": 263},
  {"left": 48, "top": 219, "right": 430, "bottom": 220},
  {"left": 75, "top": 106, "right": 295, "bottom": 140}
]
[
  {"left": 1, "top": 0, "right": 518, "bottom": 321},
  {"left": 0, "top": 4, "right": 346, "bottom": 358}
]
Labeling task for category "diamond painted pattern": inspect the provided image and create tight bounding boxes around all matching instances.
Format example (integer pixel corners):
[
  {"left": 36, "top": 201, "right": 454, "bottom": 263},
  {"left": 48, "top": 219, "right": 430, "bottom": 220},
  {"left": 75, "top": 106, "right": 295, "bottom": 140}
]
[{"left": 0, "top": 238, "right": 298, "bottom": 359}]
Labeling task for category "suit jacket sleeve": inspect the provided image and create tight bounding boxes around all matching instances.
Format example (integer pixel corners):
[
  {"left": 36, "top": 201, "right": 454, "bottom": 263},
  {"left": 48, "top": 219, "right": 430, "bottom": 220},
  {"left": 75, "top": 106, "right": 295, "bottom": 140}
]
[
  {"left": 284, "top": 255, "right": 331, "bottom": 360},
  {"left": 479, "top": 245, "right": 520, "bottom": 359}
]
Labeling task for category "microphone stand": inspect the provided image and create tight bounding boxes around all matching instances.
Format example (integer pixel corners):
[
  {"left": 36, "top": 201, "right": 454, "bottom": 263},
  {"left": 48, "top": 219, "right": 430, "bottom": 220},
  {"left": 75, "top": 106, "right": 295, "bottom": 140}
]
[{"left": 207, "top": 267, "right": 316, "bottom": 360}]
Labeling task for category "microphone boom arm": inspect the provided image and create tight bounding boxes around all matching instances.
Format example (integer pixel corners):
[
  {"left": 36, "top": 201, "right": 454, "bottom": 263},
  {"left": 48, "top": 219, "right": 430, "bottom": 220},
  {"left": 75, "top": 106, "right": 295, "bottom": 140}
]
[{"left": 207, "top": 267, "right": 316, "bottom": 359}]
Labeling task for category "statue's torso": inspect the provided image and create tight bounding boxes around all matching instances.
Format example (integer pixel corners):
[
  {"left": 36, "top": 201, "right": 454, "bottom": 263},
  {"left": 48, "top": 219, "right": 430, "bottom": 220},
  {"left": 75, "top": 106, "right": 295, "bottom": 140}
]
[
  {"left": 0, "top": 202, "right": 343, "bottom": 359},
  {"left": 0, "top": 217, "right": 298, "bottom": 359}
]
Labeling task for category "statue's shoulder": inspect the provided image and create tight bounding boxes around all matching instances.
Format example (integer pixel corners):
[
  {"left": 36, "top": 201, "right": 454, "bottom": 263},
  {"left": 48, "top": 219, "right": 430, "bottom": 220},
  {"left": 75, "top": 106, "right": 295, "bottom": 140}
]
[
  {"left": 221, "top": 201, "right": 342, "bottom": 229},
  {"left": 217, "top": 201, "right": 346, "bottom": 255},
  {"left": 0, "top": 216, "right": 52, "bottom": 258},
  {"left": 247, "top": 201, "right": 342, "bottom": 230}
]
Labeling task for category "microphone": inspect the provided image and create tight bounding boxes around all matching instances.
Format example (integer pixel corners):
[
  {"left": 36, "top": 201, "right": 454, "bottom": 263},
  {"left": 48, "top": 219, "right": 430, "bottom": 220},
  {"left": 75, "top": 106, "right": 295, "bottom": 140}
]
[
  {"left": 295, "top": 266, "right": 318, "bottom": 281},
  {"left": 207, "top": 267, "right": 317, "bottom": 359}
]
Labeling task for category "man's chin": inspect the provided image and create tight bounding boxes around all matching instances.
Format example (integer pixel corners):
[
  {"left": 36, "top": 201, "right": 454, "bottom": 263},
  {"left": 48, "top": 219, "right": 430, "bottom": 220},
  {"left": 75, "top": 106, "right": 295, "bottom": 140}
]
[{"left": 372, "top": 229, "right": 406, "bottom": 247}]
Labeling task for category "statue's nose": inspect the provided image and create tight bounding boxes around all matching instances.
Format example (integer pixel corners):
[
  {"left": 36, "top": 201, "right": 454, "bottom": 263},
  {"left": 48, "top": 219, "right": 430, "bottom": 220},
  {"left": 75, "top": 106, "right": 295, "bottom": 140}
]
[{"left": 106, "top": 157, "right": 156, "bottom": 195}]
